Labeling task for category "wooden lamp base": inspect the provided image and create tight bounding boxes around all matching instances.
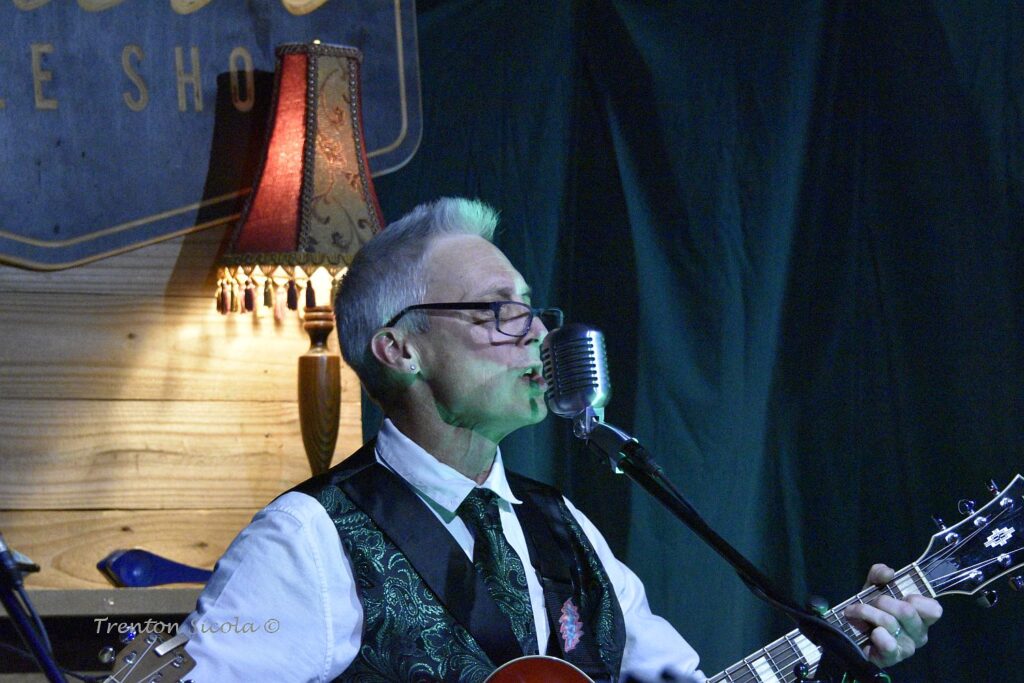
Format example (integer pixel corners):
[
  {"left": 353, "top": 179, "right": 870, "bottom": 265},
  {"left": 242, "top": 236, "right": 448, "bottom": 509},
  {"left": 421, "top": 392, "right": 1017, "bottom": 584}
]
[{"left": 297, "top": 305, "right": 341, "bottom": 475}]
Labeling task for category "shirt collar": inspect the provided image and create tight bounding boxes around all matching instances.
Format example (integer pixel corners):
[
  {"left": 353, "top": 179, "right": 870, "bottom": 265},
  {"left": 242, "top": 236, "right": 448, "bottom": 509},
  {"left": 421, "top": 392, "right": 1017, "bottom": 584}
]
[{"left": 375, "top": 418, "right": 524, "bottom": 519}]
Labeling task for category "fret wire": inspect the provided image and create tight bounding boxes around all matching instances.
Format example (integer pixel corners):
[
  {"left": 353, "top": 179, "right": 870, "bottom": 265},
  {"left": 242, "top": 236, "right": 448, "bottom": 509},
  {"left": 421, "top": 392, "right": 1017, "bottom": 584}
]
[
  {"left": 729, "top": 663, "right": 753, "bottom": 679},
  {"left": 762, "top": 641, "right": 785, "bottom": 681},
  {"left": 825, "top": 611, "right": 844, "bottom": 629},
  {"left": 842, "top": 615, "right": 865, "bottom": 641},
  {"left": 783, "top": 632, "right": 802, "bottom": 666},
  {"left": 745, "top": 656, "right": 763, "bottom": 683},
  {"left": 891, "top": 565, "right": 918, "bottom": 599},
  {"left": 738, "top": 655, "right": 765, "bottom": 683},
  {"left": 784, "top": 631, "right": 823, "bottom": 681},
  {"left": 830, "top": 608, "right": 858, "bottom": 639},
  {"left": 851, "top": 590, "right": 875, "bottom": 639},
  {"left": 712, "top": 564, "right": 940, "bottom": 683},
  {"left": 911, "top": 569, "right": 924, "bottom": 594},
  {"left": 767, "top": 637, "right": 803, "bottom": 678},
  {"left": 715, "top": 564, "right": 934, "bottom": 683},
  {"left": 722, "top": 665, "right": 747, "bottom": 683},
  {"left": 741, "top": 657, "right": 758, "bottom": 682},
  {"left": 724, "top": 660, "right": 748, "bottom": 682}
]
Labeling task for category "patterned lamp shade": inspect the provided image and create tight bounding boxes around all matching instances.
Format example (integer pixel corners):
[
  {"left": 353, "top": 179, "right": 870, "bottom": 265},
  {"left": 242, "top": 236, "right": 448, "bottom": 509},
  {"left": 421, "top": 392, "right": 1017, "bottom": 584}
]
[
  {"left": 216, "top": 41, "right": 383, "bottom": 317},
  {"left": 216, "top": 42, "right": 384, "bottom": 475}
]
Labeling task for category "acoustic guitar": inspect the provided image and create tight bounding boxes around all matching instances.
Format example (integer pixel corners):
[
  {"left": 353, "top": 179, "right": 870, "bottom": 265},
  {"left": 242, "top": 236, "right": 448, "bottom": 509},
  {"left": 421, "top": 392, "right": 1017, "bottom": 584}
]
[{"left": 110, "top": 474, "right": 1024, "bottom": 683}]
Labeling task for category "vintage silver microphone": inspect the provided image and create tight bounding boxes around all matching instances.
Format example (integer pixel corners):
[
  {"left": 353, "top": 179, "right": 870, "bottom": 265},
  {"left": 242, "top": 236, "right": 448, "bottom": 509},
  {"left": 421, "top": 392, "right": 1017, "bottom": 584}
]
[
  {"left": 540, "top": 322, "right": 611, "bottom": 426},
  {"left": 540, "top": 322, "right": 635, "bottom": 467}
]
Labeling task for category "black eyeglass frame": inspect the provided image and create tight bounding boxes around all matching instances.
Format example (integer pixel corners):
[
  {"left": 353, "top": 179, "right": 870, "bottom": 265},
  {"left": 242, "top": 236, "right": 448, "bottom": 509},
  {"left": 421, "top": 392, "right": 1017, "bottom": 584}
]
[{"left": 384, "top": 301, "right": 564, "bottom": 338}]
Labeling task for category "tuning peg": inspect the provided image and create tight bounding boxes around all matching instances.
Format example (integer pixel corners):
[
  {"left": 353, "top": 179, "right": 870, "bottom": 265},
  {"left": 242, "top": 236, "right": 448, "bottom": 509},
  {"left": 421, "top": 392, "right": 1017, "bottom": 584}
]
[
  {"left": 1009, "top": 575, "right": 1024, "bottom": 592},
  {"left": 988, "top": 480, "right": 1001, "bottom": 497},
  {"left": 97, "top": 646, "right": 116, "bottom": 665},
  {"left": 976, "top": 589, "right": 999, "bottom": 608},
  {"left": 932, "top": 515, "right": 961, "bottom": 543},
  {"left": 958, "top": 499, "right": 977, "bottom": 515}
]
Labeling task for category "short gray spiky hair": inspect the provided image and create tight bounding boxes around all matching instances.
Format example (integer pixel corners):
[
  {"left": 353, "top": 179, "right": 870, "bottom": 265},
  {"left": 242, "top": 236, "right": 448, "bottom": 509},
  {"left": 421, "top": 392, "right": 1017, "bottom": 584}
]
[{"left": 335, "top": 197, "right": 499, "bottom": 404}]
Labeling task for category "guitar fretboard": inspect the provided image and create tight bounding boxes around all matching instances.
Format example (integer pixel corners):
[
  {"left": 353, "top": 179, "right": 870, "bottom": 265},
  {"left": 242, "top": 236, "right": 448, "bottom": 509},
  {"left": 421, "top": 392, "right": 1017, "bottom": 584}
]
[{"left": 706, "top": 564, "right": 934, "bottom": 683}]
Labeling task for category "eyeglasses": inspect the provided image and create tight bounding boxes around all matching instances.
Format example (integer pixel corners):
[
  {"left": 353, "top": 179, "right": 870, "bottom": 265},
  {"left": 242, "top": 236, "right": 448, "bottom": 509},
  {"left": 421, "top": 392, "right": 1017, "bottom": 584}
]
[{"left": 384, "top": 300, "right": 564, "bottom": 338}]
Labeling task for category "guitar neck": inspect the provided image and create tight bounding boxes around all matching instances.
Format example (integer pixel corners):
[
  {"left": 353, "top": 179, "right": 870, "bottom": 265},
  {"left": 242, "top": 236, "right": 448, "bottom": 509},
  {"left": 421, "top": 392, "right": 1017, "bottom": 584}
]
[{"left": 707, "top": 564, "right": 935, "bottom": 683}]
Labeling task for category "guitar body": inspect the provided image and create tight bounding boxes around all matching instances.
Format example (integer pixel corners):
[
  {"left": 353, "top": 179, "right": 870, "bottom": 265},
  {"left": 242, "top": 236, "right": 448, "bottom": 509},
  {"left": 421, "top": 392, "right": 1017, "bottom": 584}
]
[{"left": 485, "top": 655, "right": 594, "bottom": 683}]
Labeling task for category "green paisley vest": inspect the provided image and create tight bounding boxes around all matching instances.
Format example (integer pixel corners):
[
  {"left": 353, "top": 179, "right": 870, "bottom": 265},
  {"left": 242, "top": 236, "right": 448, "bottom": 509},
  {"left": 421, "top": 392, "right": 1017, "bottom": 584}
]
[{"left": 293, "top": 441, "right": 625, "bottom": 683}]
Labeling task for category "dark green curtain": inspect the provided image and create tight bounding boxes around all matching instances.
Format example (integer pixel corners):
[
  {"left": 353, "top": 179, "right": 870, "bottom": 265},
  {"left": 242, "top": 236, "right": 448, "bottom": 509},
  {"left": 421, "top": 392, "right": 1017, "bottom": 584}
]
[{"left": 370, "top": 1, "right": 1023, "bottom": 679}]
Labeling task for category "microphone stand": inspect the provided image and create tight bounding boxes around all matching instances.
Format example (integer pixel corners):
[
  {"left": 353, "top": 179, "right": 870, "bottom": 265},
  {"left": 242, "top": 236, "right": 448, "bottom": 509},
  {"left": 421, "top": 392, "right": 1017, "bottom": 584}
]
[
  {"left": 0, "top": 532, "right": 66, "bottom": 682},
  {"left": 571, "top": 408, "right": 886, "bottom": 683}
]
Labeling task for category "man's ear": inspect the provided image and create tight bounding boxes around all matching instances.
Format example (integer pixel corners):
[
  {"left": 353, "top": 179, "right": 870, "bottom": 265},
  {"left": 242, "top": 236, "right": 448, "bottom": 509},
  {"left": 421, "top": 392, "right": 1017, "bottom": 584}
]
[{"left": 370, "top": 328, "right": 419, "bottom": 375}]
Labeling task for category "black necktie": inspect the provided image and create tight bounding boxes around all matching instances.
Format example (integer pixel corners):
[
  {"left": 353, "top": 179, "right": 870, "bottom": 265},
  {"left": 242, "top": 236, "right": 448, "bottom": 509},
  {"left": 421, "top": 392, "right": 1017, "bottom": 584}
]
[{"left": 456, "top": 488, "right": 538, "bottom": 656}]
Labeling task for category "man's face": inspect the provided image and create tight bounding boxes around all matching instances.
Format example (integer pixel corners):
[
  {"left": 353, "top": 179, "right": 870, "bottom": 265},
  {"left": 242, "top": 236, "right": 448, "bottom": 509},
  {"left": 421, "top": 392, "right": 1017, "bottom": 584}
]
[{"left": 411, "top": 234, "right": 549, "bottom": 442}]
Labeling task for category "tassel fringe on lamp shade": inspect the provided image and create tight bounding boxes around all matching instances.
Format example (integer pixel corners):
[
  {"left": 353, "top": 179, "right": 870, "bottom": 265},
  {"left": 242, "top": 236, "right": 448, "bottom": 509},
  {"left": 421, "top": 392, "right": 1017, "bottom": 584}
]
[{"left": 217, "top": 42, "right": 384, "bottom": 475}]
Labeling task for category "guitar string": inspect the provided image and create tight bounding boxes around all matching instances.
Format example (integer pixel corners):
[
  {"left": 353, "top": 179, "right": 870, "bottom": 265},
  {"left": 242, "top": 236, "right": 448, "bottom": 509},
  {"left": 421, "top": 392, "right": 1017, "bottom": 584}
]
[
  {"left": 920, "top": 506, "right": 1017, "bottom": 578},
  {"left": 712, "top": 546, "right": 1011, "bottom": 683},
  {"left": 926, "top": 547, "right": 1023, "bottom": 592},
  {"left": 721, "top": 500, "right": 1023, "bottom": 681},
  {"left": 119, "top": 654, "right": 182, "bottom": 682},
  {"left": 916, "top": 503, "right": 1020, "bottom": 589},
  {"left": 109, "top": 637, "right": 156, "bottom": 683},
  {"left": 711, "top": 496, "right": 1022, "bottom": 682},
  {"left": 918, "top": 501, "right": 1017, "bottom": 570},
  {"left": 711, "top": 607, "right": 874, "bottom": 683},
  {"left": 709, "top": 569, "right": 925, "bottom": 683}
]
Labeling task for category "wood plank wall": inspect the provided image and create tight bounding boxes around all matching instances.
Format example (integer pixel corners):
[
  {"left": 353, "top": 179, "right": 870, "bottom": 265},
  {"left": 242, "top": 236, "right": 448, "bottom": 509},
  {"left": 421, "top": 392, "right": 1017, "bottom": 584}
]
[{"left": 0, "top": 226, "right": 362, "bottom": 589}]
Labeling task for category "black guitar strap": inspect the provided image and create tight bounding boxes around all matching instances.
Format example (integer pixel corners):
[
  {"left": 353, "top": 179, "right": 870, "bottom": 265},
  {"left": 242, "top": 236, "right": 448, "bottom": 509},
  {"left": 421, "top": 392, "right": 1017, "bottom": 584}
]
[{"left": 509, "top": 473, "right": 616, "bottom": 683}]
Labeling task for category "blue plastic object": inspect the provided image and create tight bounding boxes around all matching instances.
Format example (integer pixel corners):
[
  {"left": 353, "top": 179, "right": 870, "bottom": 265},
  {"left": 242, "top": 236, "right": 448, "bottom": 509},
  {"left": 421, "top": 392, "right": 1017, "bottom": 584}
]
[{"left": 97, "top": 549, "right": 212, "bottom": 587}]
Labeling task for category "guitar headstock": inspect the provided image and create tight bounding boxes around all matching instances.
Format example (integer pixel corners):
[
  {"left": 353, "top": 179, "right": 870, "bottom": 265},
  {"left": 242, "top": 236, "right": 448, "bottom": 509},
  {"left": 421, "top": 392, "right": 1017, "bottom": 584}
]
[
  {"left": 917, "top": 474, "right": 1024, "bottom": 598},
  {"left": 102, "top": 630, "right": 194, "bottom": 683}
]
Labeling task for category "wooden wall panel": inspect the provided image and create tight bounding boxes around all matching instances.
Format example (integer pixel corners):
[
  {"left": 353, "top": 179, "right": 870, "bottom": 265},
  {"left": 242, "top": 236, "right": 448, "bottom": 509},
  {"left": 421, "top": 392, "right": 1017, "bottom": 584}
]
[
  {"left": 0, "top": 399, "right": 362, "bottom": 510},
  {"left": 0, "top": 292, "right": 359, "bottom": 401},
  {"left": 0, "top": 225, "right": 366, "bottom": 591},
  {"left": 0, "top": 510, "right": 255, "bottom": 590}
]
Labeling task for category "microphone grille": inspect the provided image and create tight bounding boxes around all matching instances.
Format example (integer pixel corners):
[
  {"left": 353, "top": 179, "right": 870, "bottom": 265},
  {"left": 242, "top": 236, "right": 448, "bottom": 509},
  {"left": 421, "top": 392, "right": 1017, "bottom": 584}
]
[{"left": 540, "top": 323, "right": 611, "bottom": 418}]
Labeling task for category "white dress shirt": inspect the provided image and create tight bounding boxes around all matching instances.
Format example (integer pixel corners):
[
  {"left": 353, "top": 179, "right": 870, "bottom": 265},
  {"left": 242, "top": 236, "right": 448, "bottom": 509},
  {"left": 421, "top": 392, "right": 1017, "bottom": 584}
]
[{"left": 183, "top": 420, "right": 703, "bottom": 682}]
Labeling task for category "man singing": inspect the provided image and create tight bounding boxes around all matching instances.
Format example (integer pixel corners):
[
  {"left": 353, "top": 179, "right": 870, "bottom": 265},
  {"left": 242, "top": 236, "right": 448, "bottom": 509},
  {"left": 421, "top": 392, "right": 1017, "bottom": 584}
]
[{"left": 183, "top": 197, "right": 941, "bottom": 681}]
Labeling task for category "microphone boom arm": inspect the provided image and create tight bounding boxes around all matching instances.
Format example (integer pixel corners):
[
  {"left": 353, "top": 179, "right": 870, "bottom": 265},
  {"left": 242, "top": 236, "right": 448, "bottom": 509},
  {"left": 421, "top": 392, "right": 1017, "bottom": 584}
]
[{"left": 571, "top": 411, "right": 886, "bottom": 683}]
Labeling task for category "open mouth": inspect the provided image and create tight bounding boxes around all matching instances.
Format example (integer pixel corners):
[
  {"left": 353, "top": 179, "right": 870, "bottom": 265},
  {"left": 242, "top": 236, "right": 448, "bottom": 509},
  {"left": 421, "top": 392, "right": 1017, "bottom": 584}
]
[{"left": 521, "top": 367, "right": 546, "bottom": 387}]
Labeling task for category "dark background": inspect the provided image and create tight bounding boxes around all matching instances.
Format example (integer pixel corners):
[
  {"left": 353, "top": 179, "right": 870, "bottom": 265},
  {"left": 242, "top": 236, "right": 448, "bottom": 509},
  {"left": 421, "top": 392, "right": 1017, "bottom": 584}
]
[{"left": 368, "top": 1, "right": 1022, "bottom": 680}]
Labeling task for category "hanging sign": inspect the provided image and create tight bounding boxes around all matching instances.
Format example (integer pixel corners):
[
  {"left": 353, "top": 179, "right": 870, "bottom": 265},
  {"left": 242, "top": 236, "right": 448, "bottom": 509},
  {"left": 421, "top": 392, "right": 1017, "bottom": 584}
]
[{"left": 0, "top": 0, "right": 420, "bottom": 269}]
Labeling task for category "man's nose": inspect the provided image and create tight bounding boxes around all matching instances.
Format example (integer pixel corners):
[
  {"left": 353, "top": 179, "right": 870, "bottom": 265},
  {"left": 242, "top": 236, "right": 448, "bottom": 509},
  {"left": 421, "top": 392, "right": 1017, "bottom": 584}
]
[{"left": 522, "top": 312, "right": 547, "bottom": 344}]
